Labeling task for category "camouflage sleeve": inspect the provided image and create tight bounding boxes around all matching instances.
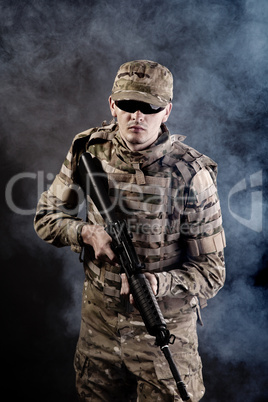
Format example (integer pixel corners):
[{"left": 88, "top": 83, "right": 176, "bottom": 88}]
[
  {"left": 34, "top": 131, "right": 93, "bottom": 253},
  {"left": 156, "top": 166, "right": 226, "bottom": 301}
]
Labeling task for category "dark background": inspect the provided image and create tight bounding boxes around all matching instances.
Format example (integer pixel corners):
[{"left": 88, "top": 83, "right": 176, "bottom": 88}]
[{"left": 1, "top": 0, "right": 267, "bottom": 400}]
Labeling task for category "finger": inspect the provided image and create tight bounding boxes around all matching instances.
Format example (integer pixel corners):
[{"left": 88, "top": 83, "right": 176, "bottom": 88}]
[
  {"left": 105, "top": 247, "right": 118, "bottom": 265},
  {"left": 94, "top": 241, "right": 119, "bottom": 266},
  {"left": 144, "top": 273, "right": 158, "bottom": 295},
  {"left": 120, "top": 273, "right": 130, "bottom": 295},
  {"left": 129, "top": 294, "right": 135, "bottom": 305}
]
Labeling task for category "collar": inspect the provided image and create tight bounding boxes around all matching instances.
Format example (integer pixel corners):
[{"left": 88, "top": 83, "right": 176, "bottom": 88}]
[{"left": 112, "top": 123, "right": 173, "bottom": 168}]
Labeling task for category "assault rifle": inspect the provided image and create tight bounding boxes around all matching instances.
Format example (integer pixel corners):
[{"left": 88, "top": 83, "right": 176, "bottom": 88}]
[{"left": 78, "top": 152, "right": 190, "bottom": 401}]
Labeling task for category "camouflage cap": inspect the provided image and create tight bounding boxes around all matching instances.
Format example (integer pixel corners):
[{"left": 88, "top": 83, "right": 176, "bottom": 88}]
[{"left": 111, "top": 60, "right": 173, "bottom": 107}]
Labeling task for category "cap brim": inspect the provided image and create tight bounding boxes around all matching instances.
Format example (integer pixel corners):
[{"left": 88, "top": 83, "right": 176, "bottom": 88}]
[{"left": 111, "top": 90, "right": 169, "bottom": 108}]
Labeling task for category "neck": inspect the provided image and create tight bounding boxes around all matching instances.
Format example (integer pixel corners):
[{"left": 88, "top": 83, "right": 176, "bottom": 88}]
[{"left": 121, "top": 128, "right": 163, "bottom": 152}]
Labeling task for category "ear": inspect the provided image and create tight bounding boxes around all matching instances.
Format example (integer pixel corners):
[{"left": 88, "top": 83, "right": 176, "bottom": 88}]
[
  {"left": 109, "top": 96, "right": 117, "bottom": 117},
  {"left": 161, "top": 103, "right": 173, "bottom": 123}
]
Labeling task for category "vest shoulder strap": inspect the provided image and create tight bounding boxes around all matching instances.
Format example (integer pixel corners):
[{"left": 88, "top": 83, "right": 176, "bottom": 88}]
[{"left": 163, "top": 139, "right": 218, "bottom": 186}]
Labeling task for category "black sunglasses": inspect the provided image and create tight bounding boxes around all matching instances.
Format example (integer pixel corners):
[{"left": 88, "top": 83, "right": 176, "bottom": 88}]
[{"left": 115, "top": 100, "right": 165, "bottom": 114}]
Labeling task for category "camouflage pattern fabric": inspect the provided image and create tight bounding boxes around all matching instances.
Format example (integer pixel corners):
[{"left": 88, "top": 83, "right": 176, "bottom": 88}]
[
  {"left": 111, "top": 60, "right": 173, "bottom": 107},
  {"left": 34, "top": 121, "right": 226, "bottom": 401},
  {"left": 74, "top": 280, "right": 205, "bottom": 402}
]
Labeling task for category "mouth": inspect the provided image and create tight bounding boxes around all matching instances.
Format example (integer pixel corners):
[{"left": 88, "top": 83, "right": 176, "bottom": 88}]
[{"left": 128, "top": 125, "right": 145, "bottom": 131}]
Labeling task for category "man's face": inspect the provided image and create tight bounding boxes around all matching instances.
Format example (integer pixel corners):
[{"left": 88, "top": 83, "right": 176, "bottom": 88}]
[{"left": 109, "top": 97, "right": 172, "bottom": 152}]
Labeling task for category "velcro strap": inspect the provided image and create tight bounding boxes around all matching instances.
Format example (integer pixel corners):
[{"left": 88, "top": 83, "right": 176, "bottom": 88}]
[
  {"left": 111, "top": 198, "right": 166, "bottom": 213},
  {"left": 110, "top": 173, "right": 168, "bottom": 188},
  {"left": 104, "top": 271, "right": 121, "bottom": 283},
  {"left": 103, "top": 287, "right": 120, "bottom": 298},
  {"left": 196, "top": 182, "right": 217, "bottom": 203},
  {"left": 144, "top": 254, "right": 182, "bottom": 271},
  {"left": 132, "top": 162, "right": 146, "bottom": 185},
  {"left": 85, "top": 259, "right": 101, "bottom": 277},
  {"left": 109, "top": 181, "right": 167, "bottom": 196},
  {"left": 132, "top": 232, "right": 163, "bottom": 243},
  {"left": 135, "top": 242, "right": 180, "bottom": 257},
  {"left": 132, "top": 232, "right": 180, "bottom": 244},
  {"left": 186, "top": 200, "right": 221, "bottom": 222},
  {"left": 187, "top": 230, "right": 226, "bottom": 256},
  {"left": 175, "top": 161, "right": 192, "bottom": 183}
]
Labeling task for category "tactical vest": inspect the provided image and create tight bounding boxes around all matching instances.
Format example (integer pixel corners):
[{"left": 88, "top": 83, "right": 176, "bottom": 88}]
[{"left": 75, "top": 124, "right": 225, "bottom": 303}]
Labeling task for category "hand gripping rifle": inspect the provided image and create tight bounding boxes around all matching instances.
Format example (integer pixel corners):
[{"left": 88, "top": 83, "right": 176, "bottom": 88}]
[{"left": 78, "top": 152, "right": 191, "bottom": 401}]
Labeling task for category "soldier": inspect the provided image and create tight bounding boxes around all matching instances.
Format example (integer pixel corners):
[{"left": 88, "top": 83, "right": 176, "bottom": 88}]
[{"left": 34, "top": 60, "right": 226, "bottom": 401}]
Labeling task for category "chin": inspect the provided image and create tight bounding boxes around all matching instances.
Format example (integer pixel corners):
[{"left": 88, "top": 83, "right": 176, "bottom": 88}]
[{"left": 126, "top": 134, "right": 144, "bottom": 144}]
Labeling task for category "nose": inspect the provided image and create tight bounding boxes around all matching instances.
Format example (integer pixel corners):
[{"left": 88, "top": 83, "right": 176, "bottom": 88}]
[{"left": 131, "top": 110, "right": 144, "bottom": 120}]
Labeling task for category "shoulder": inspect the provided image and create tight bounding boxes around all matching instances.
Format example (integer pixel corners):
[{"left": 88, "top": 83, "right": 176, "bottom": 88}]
[
  {"left": 69, "top": 121, "right": 118, "bottom": 162},
  {"left": 163, "top": 135, "right": 218, "bottom": 186},
  {"left": 60, "top": 122, "right": 118, "bottom": 183},
  {"left": 71, "top": 121, "right": 118, "bottom": 151}
]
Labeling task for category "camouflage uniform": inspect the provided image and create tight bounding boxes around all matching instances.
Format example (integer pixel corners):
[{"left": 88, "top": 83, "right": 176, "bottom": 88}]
[{"left": 34, "top": 61, "right": 226, "bottom": 401}]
